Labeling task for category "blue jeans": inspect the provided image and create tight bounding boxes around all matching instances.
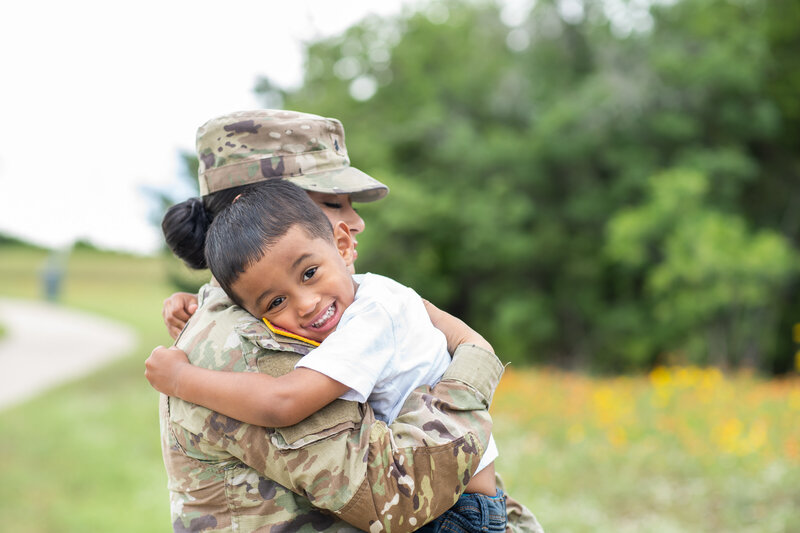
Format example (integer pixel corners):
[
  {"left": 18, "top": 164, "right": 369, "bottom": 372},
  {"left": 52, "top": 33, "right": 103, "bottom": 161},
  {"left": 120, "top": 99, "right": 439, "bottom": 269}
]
[{"left": 418, "top": 490, "right": 507, "bottom": 533}]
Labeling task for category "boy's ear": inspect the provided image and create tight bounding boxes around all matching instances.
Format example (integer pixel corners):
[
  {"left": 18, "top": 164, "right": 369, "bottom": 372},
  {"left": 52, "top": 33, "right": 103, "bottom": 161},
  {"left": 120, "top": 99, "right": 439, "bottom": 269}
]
[{"left": 332, "top": 221, "right": 355, "bottom": 266}]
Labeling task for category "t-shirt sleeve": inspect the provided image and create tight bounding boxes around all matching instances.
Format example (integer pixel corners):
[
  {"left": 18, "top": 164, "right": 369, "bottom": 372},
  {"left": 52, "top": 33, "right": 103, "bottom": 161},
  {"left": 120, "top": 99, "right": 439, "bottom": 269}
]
[{"left": 295, "top": 300, "right": 396, "bottom": 404}]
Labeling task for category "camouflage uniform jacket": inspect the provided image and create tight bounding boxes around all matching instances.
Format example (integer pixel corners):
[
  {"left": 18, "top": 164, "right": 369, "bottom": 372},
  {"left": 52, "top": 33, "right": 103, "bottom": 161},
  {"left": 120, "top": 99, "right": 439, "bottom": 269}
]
[{"left": 162, "top": 281, "right": 542, "bottom": 533}]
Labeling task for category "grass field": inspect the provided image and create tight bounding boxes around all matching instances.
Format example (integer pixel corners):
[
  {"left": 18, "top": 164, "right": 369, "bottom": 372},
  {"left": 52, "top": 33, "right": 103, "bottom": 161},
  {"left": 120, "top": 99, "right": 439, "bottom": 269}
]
[
  {"left": 0, "top": 245, "right": 798, "bottom": 532},
  {"left": 493, "top": 368, "right": 800, "bottom": 532},
  {"left": 0, "top": 245, "right": 175, "bottom": 532}
]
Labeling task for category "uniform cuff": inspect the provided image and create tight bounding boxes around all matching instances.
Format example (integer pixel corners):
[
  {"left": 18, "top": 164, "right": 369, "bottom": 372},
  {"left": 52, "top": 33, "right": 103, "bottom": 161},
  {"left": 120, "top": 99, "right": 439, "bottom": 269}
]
[{"left": 441, "top": 344, "right": 505, "bottom": 406}]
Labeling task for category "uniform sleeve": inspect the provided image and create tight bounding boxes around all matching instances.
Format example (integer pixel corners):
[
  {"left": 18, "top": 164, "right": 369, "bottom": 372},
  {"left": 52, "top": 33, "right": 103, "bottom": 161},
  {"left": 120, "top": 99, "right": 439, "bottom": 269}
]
[
  {"left": 172, "top": 316, "right": 504, "bottom": 533},
  {"left": 334, "top": 343, "right": 504, "bottom": 531}
]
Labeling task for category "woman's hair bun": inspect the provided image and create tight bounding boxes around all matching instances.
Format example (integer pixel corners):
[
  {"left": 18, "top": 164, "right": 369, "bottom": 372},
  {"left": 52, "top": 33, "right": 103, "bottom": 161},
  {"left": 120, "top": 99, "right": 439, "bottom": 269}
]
[{"left": 161, "top": 197, "right": 212, "bottom": 270}]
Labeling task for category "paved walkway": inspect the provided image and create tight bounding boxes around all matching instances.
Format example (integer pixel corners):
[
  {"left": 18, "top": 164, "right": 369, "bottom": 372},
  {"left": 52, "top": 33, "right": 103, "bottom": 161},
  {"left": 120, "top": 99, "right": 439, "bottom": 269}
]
[{"left": 0, "top": 298, "right": 137, "bottom": 410}]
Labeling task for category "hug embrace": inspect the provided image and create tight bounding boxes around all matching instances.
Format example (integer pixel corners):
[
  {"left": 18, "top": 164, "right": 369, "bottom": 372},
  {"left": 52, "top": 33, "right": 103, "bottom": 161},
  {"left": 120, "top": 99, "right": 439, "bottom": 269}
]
[{"left": 145, "top": 109, "right": 543, "bottom": 533}]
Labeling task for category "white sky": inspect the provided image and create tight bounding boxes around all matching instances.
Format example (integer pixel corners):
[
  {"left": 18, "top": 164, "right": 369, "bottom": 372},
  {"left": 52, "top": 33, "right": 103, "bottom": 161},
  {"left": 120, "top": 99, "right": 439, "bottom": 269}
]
[{"left": 0, "top": 0, "right": 414, "bottom": 254}]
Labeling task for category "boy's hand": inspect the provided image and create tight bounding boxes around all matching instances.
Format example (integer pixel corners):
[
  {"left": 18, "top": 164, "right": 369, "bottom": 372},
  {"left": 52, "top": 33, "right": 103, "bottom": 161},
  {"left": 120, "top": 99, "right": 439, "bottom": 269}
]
[
  {"left": 162, "top": 292, "right": 198, "bottom": 339},
  {"left": 145, "top": 345, "right": 191, "bottom": 396},
  {"left": 422, "top": 299, "right": 494, "bottom": 355}
]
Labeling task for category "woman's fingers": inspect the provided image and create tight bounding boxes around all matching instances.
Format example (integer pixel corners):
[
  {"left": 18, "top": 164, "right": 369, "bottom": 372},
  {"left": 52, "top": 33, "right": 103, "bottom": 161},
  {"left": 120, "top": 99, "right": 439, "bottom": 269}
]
[{"left": 162, "top": 292, "right": 199, "bottom": 339}]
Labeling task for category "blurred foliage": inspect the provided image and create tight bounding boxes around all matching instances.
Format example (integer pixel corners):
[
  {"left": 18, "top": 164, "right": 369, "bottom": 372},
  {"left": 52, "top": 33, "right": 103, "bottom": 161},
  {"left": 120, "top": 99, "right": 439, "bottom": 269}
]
[
  {"left": 257, "top": 0, "right": 800, "bottom": 373},
  {"left": 149, "top": 152, "right": 209, "bottom": 293},
  {"left": 606, "top": 169, "right": 797, "bottom": 369},
  {"left": 0, "top": 231, "right": 47, "bottom": 250}
]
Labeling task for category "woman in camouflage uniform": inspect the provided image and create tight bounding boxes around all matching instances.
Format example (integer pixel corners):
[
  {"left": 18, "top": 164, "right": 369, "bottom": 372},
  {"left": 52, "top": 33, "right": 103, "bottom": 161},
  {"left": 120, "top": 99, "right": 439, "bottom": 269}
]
[{"left": 152, "top": 109, "right": 542, "bottom": 533}]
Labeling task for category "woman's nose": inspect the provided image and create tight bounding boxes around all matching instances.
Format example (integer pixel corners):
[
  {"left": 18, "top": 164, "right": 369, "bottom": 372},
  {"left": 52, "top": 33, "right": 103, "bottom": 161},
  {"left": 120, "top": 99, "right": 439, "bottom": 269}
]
[{"left": 344, "top": 205, "right": 365, "bottom": 236}]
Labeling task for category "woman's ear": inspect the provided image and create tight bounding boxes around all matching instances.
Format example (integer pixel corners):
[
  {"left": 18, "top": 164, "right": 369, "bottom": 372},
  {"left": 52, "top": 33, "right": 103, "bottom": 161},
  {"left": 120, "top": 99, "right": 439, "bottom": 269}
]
[{"left": 332, "top": 221, "right": 356, "bottom": 267}]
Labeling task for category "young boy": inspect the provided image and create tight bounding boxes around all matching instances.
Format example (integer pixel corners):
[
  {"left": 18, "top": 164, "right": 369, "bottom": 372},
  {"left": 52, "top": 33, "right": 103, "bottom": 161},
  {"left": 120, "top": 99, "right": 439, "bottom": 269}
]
[{"left": 147, "top": 179, "right": 505, "bottom": 531}]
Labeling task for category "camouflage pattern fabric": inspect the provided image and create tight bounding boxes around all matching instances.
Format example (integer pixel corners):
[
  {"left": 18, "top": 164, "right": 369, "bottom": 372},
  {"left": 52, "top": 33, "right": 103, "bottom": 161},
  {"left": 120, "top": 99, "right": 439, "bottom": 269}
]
[
  {"left": 161, "top": 281, "right": 543, "bottom": 533},
  {"left": 196, "top": 109, "right": 388, "bottom": 202}
]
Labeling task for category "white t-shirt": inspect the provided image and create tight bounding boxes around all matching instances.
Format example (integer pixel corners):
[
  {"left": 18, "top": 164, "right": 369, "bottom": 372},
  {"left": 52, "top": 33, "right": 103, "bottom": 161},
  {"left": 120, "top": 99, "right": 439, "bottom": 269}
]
[{"left": 296, "top": 272, "right": 498, "bottom": 473}]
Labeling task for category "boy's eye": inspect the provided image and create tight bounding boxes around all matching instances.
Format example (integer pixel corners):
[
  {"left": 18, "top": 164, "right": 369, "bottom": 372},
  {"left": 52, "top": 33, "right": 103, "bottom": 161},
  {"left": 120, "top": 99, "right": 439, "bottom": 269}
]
[
  {"left": 303, "top": 267, "right": 318, "bottom": 282},
  {"left": 323, "top": 202, "right": 343, "bottom": 209},
  {"left": 267, "top": 296, "right": 285, "bottom": 311}
]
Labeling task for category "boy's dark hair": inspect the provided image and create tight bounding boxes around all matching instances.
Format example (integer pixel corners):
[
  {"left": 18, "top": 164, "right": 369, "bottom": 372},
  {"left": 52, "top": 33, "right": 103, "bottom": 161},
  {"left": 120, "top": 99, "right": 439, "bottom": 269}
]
[{"left": 205, "top": 179, "right": 334, "bottom": 308}]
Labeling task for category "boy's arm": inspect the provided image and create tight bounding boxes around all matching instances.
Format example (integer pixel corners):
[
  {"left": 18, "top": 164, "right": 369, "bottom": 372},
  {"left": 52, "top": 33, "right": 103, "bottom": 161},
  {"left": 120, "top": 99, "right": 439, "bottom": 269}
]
[
  {"left": 145, "top": 346, "right": 349, "bottom": 427},
  {"left": 173, "top": 342, "right": 504, "bottom": 533},
  {"left": 423, "top": 299, "right": 493, "bottom": 354},
  {"left": 162, "top": 287, "right": 504, "bottom": 533}
]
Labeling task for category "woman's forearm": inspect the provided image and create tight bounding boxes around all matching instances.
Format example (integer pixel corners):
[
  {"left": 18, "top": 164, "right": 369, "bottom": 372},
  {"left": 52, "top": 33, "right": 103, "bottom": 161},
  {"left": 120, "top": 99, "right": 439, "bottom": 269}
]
[{"left": 174, "top": 341, "right": 505, "bottom": 533}]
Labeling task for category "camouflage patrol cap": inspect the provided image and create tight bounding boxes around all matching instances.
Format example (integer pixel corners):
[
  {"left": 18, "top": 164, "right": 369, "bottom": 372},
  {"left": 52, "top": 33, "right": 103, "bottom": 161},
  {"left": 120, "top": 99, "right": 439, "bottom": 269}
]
[{"left": 196, "top": 109, "right": 388, "bottom": 202}]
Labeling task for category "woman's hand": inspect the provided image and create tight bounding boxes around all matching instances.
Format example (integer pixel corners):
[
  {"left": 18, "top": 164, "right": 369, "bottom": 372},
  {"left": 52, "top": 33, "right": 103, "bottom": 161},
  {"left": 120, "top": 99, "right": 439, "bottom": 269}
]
[
  {"left": 162, "top": 292, "right": 198, "bottom": 339},
  {"left": 422, "top": 299, "right": 493, "bottom": 355},
  {"left": 145, "top": 345, "right": 191, "bottom": 396}
]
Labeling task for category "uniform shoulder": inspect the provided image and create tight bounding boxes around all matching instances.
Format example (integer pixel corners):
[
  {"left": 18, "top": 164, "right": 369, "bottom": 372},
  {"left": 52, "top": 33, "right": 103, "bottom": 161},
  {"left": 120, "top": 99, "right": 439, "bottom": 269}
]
[{"left": 177, "top": 283, "right": 302, "bottom": 371}]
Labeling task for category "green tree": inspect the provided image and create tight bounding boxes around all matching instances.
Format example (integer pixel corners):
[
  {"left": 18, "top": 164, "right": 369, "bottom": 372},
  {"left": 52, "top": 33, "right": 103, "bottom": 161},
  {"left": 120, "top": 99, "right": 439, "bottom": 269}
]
[
  {"left": 606, "top": 169, "right": 797, "bottom": 368},
  {"left": 148, "top": 153, "right": 208, "bottom": 292},
  {"left": 254, "top": 0, "right": 800, "bottom": 372}
]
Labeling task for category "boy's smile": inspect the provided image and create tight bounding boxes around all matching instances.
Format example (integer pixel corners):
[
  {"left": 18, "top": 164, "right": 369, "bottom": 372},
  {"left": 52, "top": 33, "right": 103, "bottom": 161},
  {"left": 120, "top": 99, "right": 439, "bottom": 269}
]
[{"left": 231, "top": 223, "right": 357, "bottom": 343}]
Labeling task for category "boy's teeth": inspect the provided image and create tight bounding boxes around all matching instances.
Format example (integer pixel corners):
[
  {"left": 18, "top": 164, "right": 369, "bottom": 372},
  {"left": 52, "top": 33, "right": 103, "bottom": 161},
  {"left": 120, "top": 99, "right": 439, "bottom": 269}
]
[{"left": 312, "top": 305, "right": 334, "bottom": 327}]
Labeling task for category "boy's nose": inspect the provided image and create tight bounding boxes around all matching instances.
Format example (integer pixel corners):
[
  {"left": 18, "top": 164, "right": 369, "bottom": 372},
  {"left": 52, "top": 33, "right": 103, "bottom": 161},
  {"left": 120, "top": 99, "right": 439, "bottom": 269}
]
[{"left": 297, "top": 292, "right": 320, "bottom": 318}]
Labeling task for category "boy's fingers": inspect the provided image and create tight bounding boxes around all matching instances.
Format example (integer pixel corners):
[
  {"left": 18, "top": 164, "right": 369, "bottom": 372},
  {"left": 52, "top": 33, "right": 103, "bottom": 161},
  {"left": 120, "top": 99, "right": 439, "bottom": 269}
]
[
  {"left": 149, "top": 345, "right": 165, "bottom": 357},
  {"left": 145, "top": 346, "right": 161, "bottom": 376}
]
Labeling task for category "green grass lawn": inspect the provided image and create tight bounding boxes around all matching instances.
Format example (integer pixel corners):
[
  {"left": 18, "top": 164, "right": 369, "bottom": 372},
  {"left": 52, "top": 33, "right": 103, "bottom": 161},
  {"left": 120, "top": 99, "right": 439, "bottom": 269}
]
[
  {"left": 0, "top": 245, "right": 177, "bottom": 532},
  {"left": 0, "top": 245, "right": 798, "bottom": 532},
  {"left": 493, "top": 368, "right": 800, "bottom": 532}
]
